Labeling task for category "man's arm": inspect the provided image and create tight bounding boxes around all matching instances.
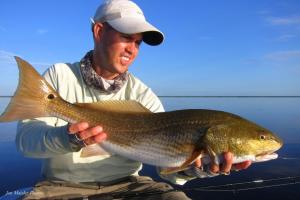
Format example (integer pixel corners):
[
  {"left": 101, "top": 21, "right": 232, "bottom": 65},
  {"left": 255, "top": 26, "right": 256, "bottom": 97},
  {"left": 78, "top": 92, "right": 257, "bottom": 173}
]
[{"left": 16, "top": 118, "right": 69, "bottom": 158}]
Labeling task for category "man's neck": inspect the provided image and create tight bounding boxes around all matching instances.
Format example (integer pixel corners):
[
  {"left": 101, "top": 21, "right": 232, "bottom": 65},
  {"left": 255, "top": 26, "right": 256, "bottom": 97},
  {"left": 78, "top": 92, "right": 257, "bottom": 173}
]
[
  {"left": 93, "top": 66, "right": 119, "bottom": 80},
  {"left": 92, "top": 53, "right": 119, "bottom": 80}
]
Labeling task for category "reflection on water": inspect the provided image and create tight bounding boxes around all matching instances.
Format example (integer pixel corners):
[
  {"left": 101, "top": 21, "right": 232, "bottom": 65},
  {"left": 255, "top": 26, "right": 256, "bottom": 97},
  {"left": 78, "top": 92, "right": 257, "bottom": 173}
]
[{"left": 0, "top": 97, "right": 300, "bottom": 199}]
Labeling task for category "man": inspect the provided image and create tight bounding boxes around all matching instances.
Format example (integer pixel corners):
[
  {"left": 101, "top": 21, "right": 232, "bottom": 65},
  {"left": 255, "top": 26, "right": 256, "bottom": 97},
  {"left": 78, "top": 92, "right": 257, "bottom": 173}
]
[{"left": 17, "top": 0, "right": 250, "bottom": 199}]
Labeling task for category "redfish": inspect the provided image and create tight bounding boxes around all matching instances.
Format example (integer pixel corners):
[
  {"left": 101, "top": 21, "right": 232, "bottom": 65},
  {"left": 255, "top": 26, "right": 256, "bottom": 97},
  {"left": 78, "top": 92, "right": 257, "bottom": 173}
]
[{"left": 0, "top": 57, "right": 283, "bottom": 174}]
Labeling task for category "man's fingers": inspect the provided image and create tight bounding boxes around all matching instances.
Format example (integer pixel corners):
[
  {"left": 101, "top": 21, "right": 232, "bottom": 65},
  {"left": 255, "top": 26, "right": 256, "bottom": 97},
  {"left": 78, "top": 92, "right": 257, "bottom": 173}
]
[
  {"left": 68, "top": 122, "right": 107, "bottom": 146},
  {"left": 210, "top": 163, "right": 219, "bottom": 173},
  {"left": 77, "top": 132, "right": 107, "bottom": 146},
  {"left": 68, "top": 122, "right": 89, "bottom": 134},
  {"left": 208, "top": 152, "right": 233, "bottom": 174},
  {"left": 78, "top": 126, "right": 103, "bottom": 140},
  {"left": 233, "top": 160, "right": 252, "bottom": 171},
  {"left": 194, "top": 152, "right": 250, "bottom": 176},
  {"left": 83, "top": 133, "right": 107, "bottom": 145},
  {"left": 194, "top": 157, "right": 202, "bottom": 168},
  {"left": 221, "top": 152, "right": 233, "bottom": 173},
  {"left": 94, "top": 133, "right": 107, "bottom": 143}
]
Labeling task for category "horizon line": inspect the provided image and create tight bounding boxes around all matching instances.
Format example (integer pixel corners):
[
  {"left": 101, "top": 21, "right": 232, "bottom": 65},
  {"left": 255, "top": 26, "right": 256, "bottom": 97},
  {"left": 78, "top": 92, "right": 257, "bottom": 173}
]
[
  {"left": 1, "top": 95, "right": 300, "bottom": 98},
  {"left": 158, "top": 95, "right": 300, "bottom": 98}
]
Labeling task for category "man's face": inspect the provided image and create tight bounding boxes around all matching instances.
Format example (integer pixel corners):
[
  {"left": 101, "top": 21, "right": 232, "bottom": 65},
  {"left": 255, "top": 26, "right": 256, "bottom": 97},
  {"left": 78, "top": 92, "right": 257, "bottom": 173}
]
[{"left": 95, "top": 23, "right": 142, "bottom": 79}]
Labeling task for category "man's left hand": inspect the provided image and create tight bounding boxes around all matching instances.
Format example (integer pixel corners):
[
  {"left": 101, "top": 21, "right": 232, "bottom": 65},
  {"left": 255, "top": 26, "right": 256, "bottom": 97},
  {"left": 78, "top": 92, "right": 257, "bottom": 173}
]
[{"left": 194, "top": 152, "right": 252, "bottom": 174}]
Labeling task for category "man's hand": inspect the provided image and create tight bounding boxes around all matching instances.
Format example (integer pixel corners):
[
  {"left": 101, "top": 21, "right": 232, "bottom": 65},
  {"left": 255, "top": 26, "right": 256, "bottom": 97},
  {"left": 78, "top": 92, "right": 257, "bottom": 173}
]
[
  {"left": 194, "top": 152, "right": 251, "bottom": 174},
  {"left": 68, "top": 122, "right": 107, "bottom": 146}
]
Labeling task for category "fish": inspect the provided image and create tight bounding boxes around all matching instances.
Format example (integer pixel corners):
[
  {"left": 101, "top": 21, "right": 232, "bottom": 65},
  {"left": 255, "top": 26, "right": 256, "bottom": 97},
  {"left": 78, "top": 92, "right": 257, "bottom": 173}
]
[{"left": 0, "top": 57, "right": 283, "bottom": 174}]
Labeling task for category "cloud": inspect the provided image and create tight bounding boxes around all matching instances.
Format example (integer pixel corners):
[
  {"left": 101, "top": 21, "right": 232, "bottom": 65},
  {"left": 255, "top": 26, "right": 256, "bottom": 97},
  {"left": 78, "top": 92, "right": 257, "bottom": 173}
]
[
  {"left": 36, "top": 29, "right": 48, "bottom": 35},
  {"left": 0, "top": 25, "right": 6, "bottom": 32},
  {"left": 263, "top": 15, "right": 300, "bottom": 42},
  {"left": 0, "top": 50, "right": 51, "bottom": 96},
  {"left": 242, "top": 58, "right": 261, "bottom": 66},
  {"left": 266, "top": 16, "right": 300, "bottom": 26},
  {"left": 275, "top": 34, "right": 297, "bottom": 42},
  {"left": 30, "top": 61, "right": 52, "bottom": 70},
  {"left": 197, "top": 36, "right": 212, "bottom": 40},
  {"left": 0, "top": 50, "right": 20, "bottom": 64},
  {"left": 242, "top": 50, "right": 300, "bottom": 70},
  {"left": 257, "top": 10, "right": 272, "bottom": 15},
  {"left": 0, "top": 50, "right": 51, "bottom": 70},
  {"left": 263, "top": 50, "right": 300, "bottom": 70},
  {"left": 264, "top": 50, "right": 300, "bottom": 61}
]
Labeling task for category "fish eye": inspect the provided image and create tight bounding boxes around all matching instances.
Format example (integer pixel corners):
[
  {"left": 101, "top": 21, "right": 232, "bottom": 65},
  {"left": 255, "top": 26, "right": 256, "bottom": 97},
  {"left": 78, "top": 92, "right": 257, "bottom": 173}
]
[
  {"left": 47, "top": 94, "right": 55, "bottom": 100},
  {"left": 260, "top": 135, "right": 266, "bottom": 140}
]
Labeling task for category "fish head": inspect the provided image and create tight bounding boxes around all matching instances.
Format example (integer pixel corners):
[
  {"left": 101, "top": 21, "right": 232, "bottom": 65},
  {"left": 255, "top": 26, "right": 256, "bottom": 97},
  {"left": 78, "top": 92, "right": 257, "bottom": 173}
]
[
  {"left": 204, "top": 117, "right": 283, "bottom": 162},
  {"left": 246, "top": 126, "right": 283, "bottom": 162}
]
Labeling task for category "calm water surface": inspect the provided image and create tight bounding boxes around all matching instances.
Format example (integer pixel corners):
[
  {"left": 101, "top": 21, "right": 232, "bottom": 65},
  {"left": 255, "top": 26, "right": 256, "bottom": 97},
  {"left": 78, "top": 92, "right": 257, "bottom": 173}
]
[{"left": 0, "top": 97, "right": 299, "bottom": 199}]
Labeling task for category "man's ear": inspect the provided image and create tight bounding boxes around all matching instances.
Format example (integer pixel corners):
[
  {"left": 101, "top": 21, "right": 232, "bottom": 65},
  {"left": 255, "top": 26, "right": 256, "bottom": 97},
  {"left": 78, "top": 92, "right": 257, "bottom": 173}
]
[{"left": 93, "top": 23, "right": 104, "bottom": 42}]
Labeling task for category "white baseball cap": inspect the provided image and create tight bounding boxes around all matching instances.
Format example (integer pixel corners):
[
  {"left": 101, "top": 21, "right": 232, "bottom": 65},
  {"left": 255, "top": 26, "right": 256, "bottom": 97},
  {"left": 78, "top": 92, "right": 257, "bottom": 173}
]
[{"left": 92, "top": 0, "right": 164, "bottom": 46}]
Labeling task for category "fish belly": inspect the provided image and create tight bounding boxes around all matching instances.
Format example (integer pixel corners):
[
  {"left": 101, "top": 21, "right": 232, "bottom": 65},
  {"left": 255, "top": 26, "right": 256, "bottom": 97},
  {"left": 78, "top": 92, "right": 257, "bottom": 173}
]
[{"left": 101, "top": 140, "right": 191, "bottom": 167}]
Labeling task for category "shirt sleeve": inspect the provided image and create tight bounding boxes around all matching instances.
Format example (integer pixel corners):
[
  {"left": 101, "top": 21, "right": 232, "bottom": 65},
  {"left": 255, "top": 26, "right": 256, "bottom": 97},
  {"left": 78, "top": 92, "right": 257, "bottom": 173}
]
[
  {"left": 15, "top": 65, "right": 75, "bottom": 158},
  {"left": 136, "top": 87, "right": 164, "bottom": 113}
]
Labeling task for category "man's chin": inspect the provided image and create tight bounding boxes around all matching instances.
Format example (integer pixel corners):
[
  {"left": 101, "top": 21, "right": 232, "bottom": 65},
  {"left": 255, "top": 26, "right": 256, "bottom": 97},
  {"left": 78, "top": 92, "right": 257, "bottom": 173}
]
[{"left": 116, "top": 65, "right": 129, "bottom": 74}]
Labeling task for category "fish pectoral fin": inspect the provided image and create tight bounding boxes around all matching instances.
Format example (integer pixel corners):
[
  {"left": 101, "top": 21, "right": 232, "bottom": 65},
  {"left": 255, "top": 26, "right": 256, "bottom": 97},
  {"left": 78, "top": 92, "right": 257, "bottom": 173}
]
[
  {"left": 206, "top": 145, "right": 219, "bottom": 165},
  {"left": 75, "top": 100, "right": 152, "bottom": 114},
  {"left": 80, "top": 144, "right": 111, "bottom": 157},
  {"left": 160, "top": 149, "right": 202, "bottom": 175}
]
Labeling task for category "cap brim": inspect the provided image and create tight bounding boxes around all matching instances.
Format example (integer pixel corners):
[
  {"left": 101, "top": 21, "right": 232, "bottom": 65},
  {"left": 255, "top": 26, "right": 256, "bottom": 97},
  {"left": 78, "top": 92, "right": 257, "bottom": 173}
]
[{"left": 107, "top": 18, "right": 164, "bottom": 46}]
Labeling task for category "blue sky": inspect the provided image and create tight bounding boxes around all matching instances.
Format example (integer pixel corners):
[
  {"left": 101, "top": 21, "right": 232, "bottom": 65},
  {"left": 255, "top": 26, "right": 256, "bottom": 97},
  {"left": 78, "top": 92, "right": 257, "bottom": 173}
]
[{"left": 0, "top": 0, "right": 300, "bottom": 96}]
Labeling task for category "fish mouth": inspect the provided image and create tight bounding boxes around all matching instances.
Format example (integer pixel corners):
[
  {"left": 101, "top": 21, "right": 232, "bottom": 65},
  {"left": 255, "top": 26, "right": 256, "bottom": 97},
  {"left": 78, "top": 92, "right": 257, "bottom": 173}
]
[
  {"left": 254, "top": 138, "right": 283, "bottom": 162},
  {"left": 255, "top": 153, "right": 278, "bottom": 162}
]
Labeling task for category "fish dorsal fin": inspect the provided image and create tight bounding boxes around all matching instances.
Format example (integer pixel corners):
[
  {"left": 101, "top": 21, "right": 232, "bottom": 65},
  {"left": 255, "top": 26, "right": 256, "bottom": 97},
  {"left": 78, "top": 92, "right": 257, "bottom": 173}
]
[{"left": 75, "top": 100, "right": 152, "bottom": 114}]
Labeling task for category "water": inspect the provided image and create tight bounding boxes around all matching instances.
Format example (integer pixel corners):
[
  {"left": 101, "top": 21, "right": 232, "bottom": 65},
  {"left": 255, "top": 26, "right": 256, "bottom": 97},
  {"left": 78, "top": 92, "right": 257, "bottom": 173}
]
[{"left": 0, "top": 97, "right": 300, "bottom": 199}]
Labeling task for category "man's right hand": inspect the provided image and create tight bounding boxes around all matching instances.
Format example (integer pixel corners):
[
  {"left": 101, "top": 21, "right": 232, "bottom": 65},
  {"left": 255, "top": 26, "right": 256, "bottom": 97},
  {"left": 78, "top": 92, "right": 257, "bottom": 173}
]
[{"left": 68, "top": 122, "right": 107, "bottom": 146}]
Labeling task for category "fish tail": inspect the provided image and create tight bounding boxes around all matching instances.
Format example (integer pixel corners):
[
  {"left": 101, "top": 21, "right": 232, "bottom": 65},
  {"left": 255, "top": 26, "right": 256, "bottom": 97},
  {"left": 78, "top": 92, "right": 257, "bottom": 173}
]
[{"left": 0, "top": 56, "right": 58, "bottom": 122}]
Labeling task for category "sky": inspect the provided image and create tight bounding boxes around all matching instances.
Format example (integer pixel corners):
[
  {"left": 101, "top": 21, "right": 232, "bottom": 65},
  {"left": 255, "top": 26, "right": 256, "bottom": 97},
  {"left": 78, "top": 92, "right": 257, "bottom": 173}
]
[{"left": 0, "top": 0, "right": 300, "bottom": 96}]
